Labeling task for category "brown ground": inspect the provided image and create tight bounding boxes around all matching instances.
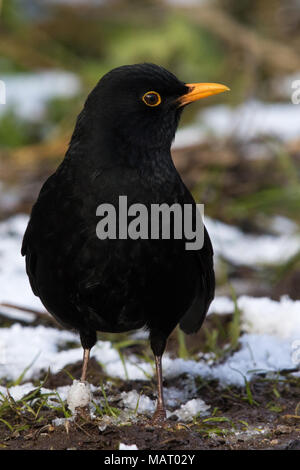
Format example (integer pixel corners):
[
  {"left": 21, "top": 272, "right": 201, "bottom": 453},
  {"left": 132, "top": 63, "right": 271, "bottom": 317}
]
[{"left": 0, "top": 339, "right": 299, "bottom": 450}]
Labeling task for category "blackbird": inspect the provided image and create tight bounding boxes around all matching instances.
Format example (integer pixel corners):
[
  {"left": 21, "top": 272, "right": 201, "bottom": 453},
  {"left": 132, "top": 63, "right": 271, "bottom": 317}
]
[{"left": 22, "top": 63, "right": 229, "bottom": 422}]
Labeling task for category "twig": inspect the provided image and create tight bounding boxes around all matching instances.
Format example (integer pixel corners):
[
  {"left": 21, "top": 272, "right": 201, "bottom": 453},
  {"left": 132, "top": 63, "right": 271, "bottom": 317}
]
[
  {"left": 0, "top": 302, "right": 64, "bottom": 329},
  {"left": 181, "top": 6, "right": 300, "bottom": 73},
  {"left": 0, "top": 302, "right": 48, "bottom": 317}
]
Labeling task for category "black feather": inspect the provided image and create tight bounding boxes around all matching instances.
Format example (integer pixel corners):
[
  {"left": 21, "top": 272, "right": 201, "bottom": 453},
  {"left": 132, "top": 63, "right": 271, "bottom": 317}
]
[{"left": 22, "top": 63, "right": 215, "bottom": 372}]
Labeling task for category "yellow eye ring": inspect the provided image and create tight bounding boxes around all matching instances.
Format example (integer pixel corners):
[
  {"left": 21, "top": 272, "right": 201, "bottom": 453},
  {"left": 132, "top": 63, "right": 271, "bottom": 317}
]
[{"left": 142, "top": 91, "right": 161, "bottom": 107}]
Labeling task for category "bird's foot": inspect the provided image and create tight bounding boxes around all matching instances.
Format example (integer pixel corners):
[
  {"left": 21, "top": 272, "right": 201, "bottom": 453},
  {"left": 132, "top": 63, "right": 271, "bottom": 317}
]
[{"left": 150, "top": 408, "right": 167, "bottom": 426}]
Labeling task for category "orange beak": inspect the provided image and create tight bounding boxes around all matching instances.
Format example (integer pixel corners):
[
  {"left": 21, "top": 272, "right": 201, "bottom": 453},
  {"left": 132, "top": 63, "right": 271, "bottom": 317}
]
[{"left": 178, "top": 82, "right": 230, "bottom": 107}]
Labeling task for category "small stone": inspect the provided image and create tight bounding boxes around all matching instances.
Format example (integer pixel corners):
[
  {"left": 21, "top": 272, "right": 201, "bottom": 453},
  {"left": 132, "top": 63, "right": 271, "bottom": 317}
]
[{"left": 275, "top": 425, "right": 292, "bottom": 435}]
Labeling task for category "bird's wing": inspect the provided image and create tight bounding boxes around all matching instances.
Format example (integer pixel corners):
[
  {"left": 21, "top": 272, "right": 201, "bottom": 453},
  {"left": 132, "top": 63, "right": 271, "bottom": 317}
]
[
  {"left": 21, "top": 171, "right": 63, "bottom": 298},
  {"left": 179, "top": 225, "right": 215, "bottom": 334},
  {"left": 21, "top": 221, "right": 40, "bottom": 296}
]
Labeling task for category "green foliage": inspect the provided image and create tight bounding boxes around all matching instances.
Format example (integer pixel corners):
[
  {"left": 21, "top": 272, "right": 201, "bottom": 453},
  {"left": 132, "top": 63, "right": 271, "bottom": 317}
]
[
  {"left": 105, "top": 14, "right": 224, "bottom": 82},
  {"left": 177, "top": 327, "right": 189, "bottom": 359},
  {"left": 0, "top": 382, "right": 70, "bottom": 434},
  {"left": 0, "top": 111, "right": 40, "bottom": 148},
  {"left": 228, "top": 284, "right": 241, "bottom": 350},
  {"left": 1, "top": 0, "right": 22, "bottom": 30}
]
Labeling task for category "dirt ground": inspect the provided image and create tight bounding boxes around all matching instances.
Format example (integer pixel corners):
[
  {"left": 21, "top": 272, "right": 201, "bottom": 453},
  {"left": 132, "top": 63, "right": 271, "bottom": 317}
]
[{"left": 1, "top": 343, "right": 300, "bottom": 450}]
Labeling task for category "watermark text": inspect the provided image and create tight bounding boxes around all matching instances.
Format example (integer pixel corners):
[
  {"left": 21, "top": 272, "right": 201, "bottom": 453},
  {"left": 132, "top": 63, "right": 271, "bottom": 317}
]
[
  {"left": 291, "top": 339, "right": 300, "bottom": 366},
  {"left": 96, "top": 196, "right": 204, "bottom": 250},
  {"left": 291, "top": 80, "right": 300, "bottom": 104},
  {"left": 0, "top": 80, "right": 6, "bottom": 105}
]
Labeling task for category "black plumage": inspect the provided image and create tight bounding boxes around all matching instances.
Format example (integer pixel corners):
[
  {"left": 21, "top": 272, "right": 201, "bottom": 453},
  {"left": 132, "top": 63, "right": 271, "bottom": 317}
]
[{"left": 22, "top": 64, "right": 228, "bottom": 422}]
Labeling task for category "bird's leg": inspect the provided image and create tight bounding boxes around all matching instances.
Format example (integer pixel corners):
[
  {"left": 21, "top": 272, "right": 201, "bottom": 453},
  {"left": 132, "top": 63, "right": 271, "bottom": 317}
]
[
  {"left": 152, "top": 354, "right": 166, "bottom": 423},
  {"left": 79, "top": 330, "right": 97, "bottom": 382},
  {"left": 67, "top": 347, "right": 92, "bottom": 418},
  {"left": 150, "top": 331, "right": 168, "bottom": 424},
  {"left": 80, "top": 348, "right": 90, "bottom": 382}
]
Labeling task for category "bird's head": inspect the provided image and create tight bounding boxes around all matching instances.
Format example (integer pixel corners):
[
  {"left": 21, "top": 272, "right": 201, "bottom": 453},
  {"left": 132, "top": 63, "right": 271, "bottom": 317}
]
[{"left": 75, "top": 63, "right": 229, "bottom": 158}]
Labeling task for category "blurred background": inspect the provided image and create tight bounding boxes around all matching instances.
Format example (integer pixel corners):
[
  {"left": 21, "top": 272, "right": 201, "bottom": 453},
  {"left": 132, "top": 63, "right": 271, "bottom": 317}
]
[
  {"left": 0, "top": 0, "right": 300, "bottom": 332},
  {"left": 0, "top": 1, "right": 300, "bottom": 447}
]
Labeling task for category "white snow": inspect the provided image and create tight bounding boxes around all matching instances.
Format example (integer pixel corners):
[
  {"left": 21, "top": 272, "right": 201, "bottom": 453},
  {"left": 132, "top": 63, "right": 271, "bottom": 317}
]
[
  {"left": 119, "top": 443, "right": 138, "bottom": 450},
  {"left": 120, "top": 388, "right": 210, "bottom": 422},
  {"left": 172, "top": 125, "right": 205, "bottom": 149},
  {"left": 0, "top": 182, "right": 23, "bottom": 213},
  {"left": 209, "top": 295, "right": 300, "bottom": 338},
  {"left": 164, "top": 381, "right": 196, "bottom": 408},
  {"left": 269, "top": 215, "right": 299, "bottom": 236},
  {"left": 0, "top": 381, "right": 73, "bottom": 404},
  {"left": 0, "top": 323, "right": 81, "bottom": 381},
  {"left": 0, "top": 70, "right": 80, "bottom": 121},
  {"left": 162, "top": 332, "right": 294, "bottom": 387},
  {"left": 92, "top": 341, "right": 153, "bottom": 381},
  {"left": 163, "top": 294, "right": 300, "bottom": 386},
  {"left": 0, "top": 321, "right": 153, "bottom": 383},
  {"left": 205, "top": 216, "right": 300, "bottom": 267},
  {"left": 200, "top": 100, "right": 300, "bottom": 142},
  {"left": 0, "top": 214, "right": 46, "bottom": 311},
  {"left": 0, "top": 294, "right": 299, "bottom": 411},
  {"left": 233, "top": 425, "right": 269, "bottom": 439},
  {"left": 0, "top": 304, "right": 35, "bottom": 323},
  {"left": 173, "top": 99, "right": 300, "bottom": 147},
  {"left": 67, "top": 380, "right": 92, "bottom": 413},
  {"left": 121, "top": 390, "right": 155, "bottom": 415},
  {"left": 170, "top": 398, "right": 210, "bottom": 422},
  {"left": 239, "top": 295, "right": 300, "bottom": 339},
  {"left": 52, "top": 417, "right": 73, "bottom": 427},
  {"left": 208, "top": 296, "right": 235, "bottom": 315},
  {"left": 0, "top": 382, "right": 35, "bottom": 401}
]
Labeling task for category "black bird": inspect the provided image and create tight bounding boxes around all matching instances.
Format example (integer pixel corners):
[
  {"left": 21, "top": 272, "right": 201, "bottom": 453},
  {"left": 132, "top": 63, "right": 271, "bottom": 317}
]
[{"left": 22, "top": 64, "right": 229, "bottom": 422}]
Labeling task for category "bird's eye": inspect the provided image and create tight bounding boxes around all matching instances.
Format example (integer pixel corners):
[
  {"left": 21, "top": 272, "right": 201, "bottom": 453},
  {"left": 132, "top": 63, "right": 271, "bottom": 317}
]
[{"left": 142, "top": 91, "right": 161, "bottom": 107}]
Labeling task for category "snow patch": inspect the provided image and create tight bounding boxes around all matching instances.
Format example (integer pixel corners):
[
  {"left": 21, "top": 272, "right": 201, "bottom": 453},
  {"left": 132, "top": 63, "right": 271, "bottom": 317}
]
[
  {"left": 119, "top": 443, "right": 138, "bottom": 450},
  {"left": 0, "top": 382, "right": 35, "bottom": 401},
  {"left": 205, "top": 216, "right": 300, "bottom": 267},
  {"left": 0, "top": 323, "right": 81, "bottom": 381},
  {"left": 200, "top": 100, "right": 300, "bottom": 142},
  {"left": 171, "top": 398, "right": 210, "bottom": 422},
  {"left": 239, "top": 295, "right": 300, "bottom": 339},
  {"left": 67, "top": 380, "right": 92, "bottom": 414},
  {"left": 121, "top": 390, "right": 155, "bottom": 415},
  {"left": 0, "top": 70, "right": 80, "bottom": 121},
  {"left": 0, "top": 214, "right": 46, "bottom": 311}
]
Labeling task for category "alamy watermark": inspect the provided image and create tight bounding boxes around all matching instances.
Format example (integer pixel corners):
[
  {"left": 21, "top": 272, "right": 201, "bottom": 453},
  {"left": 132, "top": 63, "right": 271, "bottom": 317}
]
[
  {"left": 291, "top": 339, "right": 300, "bottom": 366},
  {"left": 0, "top": 80, "right": 6, "bottom": 105},
  {"left": 291, "top": 80, "right": 300, "bottom": 104},
  {"left": 96, "top": 196, "right": 205, "bottom": 250}
]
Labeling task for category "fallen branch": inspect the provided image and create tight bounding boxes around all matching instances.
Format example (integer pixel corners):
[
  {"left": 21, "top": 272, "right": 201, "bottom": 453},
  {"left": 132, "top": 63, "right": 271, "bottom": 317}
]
[
  {"left": 0, "top": 302, "right": 48, "bottom": 317},
  {"left": 0, "top": 302, "right": 63, "bottom": 329},
  {"left": 181, "top": 6, "right": 300, "bottom": 73}
]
